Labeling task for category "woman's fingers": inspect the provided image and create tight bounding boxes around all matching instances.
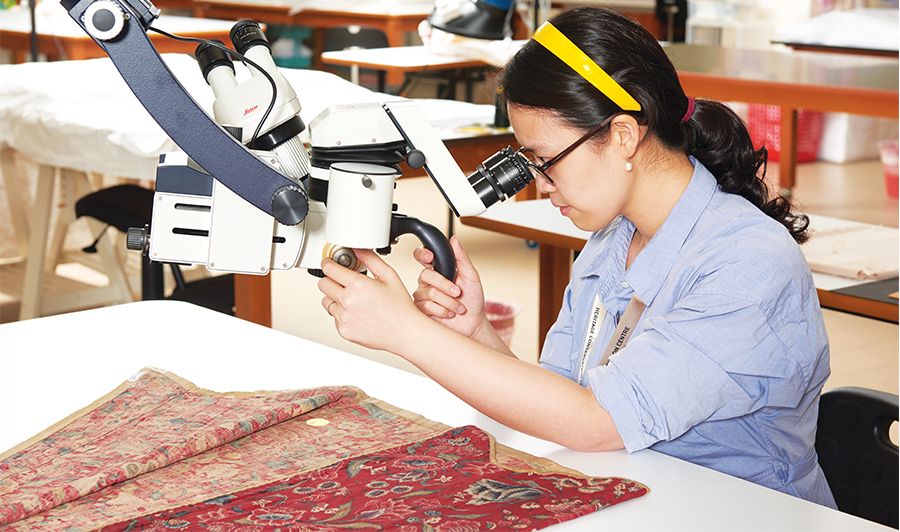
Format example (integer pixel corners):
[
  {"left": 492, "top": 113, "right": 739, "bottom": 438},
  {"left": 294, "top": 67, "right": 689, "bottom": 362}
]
[
  {"left": 414, "top": 285, "right": 466, "bottom": 315},
  {"left": 321, "top": 296, "right": 341, "bottom": 317},
  {"left": 450, "top": 236, "right": 479, "bottom": 281},
  {"left": 413, "top": 247, "right": 435, "bottom": 269},
  {"left": 317, "top": 276, "right": 344, "bottom": 303},
  {"left": 414, "top": 299, "right": 457, "bottom": 319},
  {"left": 354, "top": 249, "right": 400, "bottom": 283},
  {"left": 419, "top": 267, "right": 461, "bottom": 297}
]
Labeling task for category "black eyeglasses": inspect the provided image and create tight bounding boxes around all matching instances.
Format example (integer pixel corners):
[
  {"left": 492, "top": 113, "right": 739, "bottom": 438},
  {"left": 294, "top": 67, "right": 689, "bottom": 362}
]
[{"left": 517, "top": 113, "right": 619, "bottom": 184}]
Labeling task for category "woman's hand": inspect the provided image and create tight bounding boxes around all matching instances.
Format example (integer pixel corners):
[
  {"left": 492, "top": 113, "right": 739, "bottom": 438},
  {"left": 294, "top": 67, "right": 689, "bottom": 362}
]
[
  {"left": 413, "top": 236, "right": 487, "bottom": 339},
  {"left": 318, "top": 250, "right": 425, "bottom": 353}
]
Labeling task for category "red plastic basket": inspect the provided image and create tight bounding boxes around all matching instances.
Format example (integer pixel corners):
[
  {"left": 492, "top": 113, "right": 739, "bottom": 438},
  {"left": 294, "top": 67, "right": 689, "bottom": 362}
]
[
  {"left": 485, "top": 300, "right": 518, "bottom": 346},
  {"left": 747, "top": 104, "right": 824, "bottom": 163}
]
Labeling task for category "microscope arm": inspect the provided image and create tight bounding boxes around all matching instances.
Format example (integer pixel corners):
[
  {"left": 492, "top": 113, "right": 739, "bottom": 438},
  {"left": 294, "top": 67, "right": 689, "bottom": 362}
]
[{"left": 60, "top": 0, "right": 309, "bottom": 226}]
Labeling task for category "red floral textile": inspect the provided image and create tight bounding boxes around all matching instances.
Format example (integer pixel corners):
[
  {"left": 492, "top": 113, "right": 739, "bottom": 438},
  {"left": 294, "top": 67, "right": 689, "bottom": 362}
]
[
  {"left": 105, "top": 425, "right": 648, "bottom": 531},
  {"left": 8, "top": 386, "right": 446, "bottom": 530},
  {"left": 0, "top": 370, "right": 359, "bottom": 527},
  {"left": 0, "top": 369, "right": 648, "bottom": 530}
]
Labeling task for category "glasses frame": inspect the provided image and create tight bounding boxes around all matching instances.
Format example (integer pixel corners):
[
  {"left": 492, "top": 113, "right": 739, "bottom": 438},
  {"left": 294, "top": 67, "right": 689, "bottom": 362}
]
[{"left": 518, "top": 113, "right": 620, "bottom": 184}]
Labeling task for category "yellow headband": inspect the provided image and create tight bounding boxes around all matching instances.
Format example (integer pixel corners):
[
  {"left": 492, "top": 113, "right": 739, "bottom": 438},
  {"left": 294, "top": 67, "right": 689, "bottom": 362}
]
[{"left": 532, "top": 21, "right": 642, "bottom": 112}]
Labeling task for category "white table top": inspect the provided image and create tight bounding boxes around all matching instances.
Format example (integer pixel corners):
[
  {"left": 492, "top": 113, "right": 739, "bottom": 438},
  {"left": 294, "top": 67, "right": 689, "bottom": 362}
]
[
  {"left": 0, "top": 301, "right": 888, "bottom": 531},
  {"left": 322, "top": 45, "right": 483, "bottom": 69},
  {"left": 198, "top": 0, "right": 433, "bottom": 17},
  {"left": 475, "top": 199, "right": 898, "bottom": 291},
  {"left": 321, "top": 41, "right": 529, "bottom": 70},
  {"left": 553, "top": 0, "right": 654, "bottom": 9},
  {"left": 0, "top": 8, "right": 237, "bottom": 38},
  {"left": 0, "top": 54, "right": 495, "bottom": 179},
  {"left": 773, "top": 8, "right": 899, "bottom": 53}
]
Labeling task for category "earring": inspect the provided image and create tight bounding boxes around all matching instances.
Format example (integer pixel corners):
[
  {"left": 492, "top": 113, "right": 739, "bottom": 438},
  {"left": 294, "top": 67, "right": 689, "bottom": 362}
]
[{"left": 624, "top": 160, "right": 633, "bottom": 172}]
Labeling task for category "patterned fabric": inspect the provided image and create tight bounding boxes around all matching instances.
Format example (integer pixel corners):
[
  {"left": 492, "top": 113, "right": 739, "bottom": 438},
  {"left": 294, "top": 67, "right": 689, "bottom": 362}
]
[
  {"left": 105, "top": 426, "right": 648, "bottom": 531},
  {"left": 0, "top": 370, "right": 648, "bottom": 530},
  {"left": 0, "top": 370, "right": 355, "bottom": 526}
]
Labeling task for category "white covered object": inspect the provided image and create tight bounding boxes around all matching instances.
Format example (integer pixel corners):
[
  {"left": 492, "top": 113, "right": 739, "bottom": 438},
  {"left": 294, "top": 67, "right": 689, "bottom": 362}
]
[
  {"left": 0, "top": 6, "right": 238, "bottom": 40},
  {"left": 818, "top": 112, "right": 899, "bottom": 163},
  {"left": 418, "top": 20, "right": 524, "bottom": 67},
  {"left": 773, "top": 8, "right": 899, "bottom": 51},
  {"left": 0, "top": 54, "right": 493, "bottom": 180},
  {"left": 222, "top": 0, "right": 433, "bottom": 17}
]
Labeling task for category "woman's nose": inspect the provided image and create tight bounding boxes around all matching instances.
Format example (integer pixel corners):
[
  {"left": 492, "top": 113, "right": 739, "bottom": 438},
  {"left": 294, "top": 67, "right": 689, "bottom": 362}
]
[{"left": 536, "top": 174, "right": 555, "bottom": 195}]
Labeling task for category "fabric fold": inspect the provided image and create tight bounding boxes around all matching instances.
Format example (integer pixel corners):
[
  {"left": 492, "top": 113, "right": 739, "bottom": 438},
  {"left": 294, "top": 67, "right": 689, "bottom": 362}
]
[{"left": 0, "top": 369, "right": 358, "bottom": 525}]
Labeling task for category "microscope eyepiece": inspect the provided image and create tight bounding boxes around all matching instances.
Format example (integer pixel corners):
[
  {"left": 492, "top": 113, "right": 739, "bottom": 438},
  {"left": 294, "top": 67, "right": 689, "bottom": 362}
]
[
  {"left": 467, "top": 147, "right": 533, "bottom": 209},
  {"left": 195, "top": 40, "right": 234, "bottom": 82},
  {"left": 230, "top": 19, "right": 269, "bottom": 55}
]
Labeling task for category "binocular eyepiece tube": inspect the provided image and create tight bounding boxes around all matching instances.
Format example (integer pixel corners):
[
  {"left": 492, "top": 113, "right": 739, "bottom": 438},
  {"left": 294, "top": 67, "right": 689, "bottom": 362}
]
[
  {"left": 467, "top": 147, "right": 534, "bottom": 209},
  {"left": 195, "top": 20, "right": 269, "bottom": 81}
]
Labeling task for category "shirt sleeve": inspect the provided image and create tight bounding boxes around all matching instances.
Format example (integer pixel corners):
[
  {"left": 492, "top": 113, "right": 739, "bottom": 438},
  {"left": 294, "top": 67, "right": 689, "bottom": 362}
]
[
  {"left": 538, "top": 282, "right": 576, "bottom": 381},
  {"left": 586, "top": 292, "right": 807, "bottom": 452}
]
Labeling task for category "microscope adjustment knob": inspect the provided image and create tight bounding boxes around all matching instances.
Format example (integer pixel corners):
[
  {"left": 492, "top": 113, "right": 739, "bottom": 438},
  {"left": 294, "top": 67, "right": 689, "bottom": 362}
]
[
  {"left": 406, "top": 149, "right": 426, "bottom": 169},
  {"left": 84, "top": 0, "right": 127, "bottom": 41},
  {"left": 126, "top": 226, "right": 149, "bottom": 254},
  {"left": 272, "top": 185, "right": 308, "bottom": 226}
]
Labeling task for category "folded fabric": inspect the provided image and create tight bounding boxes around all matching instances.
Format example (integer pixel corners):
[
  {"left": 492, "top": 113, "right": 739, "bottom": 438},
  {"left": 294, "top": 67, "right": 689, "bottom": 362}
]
[
  {"left": 0, "top": 369, "right": 648, "bottom": 530},
  {"left": 802, "top": 225, "right": 900, "bottom": 280}
]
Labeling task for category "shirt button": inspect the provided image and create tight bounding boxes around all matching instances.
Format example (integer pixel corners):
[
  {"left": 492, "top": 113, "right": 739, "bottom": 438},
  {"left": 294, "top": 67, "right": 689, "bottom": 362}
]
[{"left": 622, "top": 281, "right": 630, "bottom": 288}]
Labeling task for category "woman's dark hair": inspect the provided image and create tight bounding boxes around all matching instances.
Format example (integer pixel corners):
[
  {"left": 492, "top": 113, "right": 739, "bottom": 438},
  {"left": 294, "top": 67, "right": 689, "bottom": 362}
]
[{"left": 500, "top": 7, "right": 809, "bottom": 243}]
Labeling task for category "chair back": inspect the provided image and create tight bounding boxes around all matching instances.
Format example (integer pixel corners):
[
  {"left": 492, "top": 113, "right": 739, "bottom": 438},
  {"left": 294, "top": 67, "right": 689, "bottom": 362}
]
[
  {"left": 816, "top": 386, "right": 898, "bottom": 528},
  {"left": 323, "top": 26, "right": 389, "bottom": 53}
]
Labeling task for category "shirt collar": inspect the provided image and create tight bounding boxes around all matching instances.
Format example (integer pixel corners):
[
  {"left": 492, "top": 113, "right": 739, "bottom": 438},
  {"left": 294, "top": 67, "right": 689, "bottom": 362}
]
[{"left": 581, "top": 157, "right": 718, "bottom": 307}]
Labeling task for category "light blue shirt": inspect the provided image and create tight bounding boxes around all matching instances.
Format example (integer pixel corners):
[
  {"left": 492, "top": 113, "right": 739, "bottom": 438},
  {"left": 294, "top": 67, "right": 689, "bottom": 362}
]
[{"left": 540, "top": 159, "right": 836, "bottom": 508}]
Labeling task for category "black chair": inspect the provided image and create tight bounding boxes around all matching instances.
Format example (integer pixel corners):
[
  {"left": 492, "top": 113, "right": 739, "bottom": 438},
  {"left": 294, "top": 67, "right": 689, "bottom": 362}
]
[
  {"left": 75, "top": 184, "right": 235, "bottom": 315},
  {"left": 816, "top": 387, "right": 898, "bottom": 528},
  {"left": 323, "top": 26, "right": 389, "bottom": 92}
]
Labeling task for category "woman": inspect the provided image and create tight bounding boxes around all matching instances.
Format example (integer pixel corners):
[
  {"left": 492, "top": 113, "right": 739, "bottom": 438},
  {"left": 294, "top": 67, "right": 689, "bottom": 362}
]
[{"left": 317, "top": 7, "right": 835, "bottom": 508}]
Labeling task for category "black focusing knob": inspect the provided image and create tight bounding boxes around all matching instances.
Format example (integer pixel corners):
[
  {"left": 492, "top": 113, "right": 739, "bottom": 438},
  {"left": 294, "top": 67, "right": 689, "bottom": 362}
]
[
  {"left": 406, "top": 149, "right": 426, "bottom": 169},
  {"left": 272, "top": 185, "right": 308, "bottom": 226},
  {"left": 195, "top": 40, "right": 234, "bottom": 82},
  {"left": 230, "top": 19, "right": 269, "bottom": 55},
  {"left": 126, "top": 226, "right": 149, "bottom": 254}
]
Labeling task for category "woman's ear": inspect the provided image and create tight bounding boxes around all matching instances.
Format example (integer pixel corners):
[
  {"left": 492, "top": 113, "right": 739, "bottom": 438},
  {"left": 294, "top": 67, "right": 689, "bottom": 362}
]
[{"left": 610, "top": 114, "right": 644, "bottom": 160}]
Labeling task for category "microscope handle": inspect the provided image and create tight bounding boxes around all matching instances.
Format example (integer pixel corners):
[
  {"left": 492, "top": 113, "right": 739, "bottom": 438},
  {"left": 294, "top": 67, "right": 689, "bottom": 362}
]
[{"left": 390, "top": 215, "right": 457, "bottom": 281}]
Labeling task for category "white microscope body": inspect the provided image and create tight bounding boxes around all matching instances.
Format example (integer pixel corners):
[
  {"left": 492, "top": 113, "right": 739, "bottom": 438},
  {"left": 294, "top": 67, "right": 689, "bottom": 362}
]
[{"left": 134, "top": 20, "right": 532, "bottom": 280}]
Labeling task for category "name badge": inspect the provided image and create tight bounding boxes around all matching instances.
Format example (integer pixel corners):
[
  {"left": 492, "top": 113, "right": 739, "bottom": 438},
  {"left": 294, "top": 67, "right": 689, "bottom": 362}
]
[{"left": 577, "top": 293, "right": 606, "bottom": 385}]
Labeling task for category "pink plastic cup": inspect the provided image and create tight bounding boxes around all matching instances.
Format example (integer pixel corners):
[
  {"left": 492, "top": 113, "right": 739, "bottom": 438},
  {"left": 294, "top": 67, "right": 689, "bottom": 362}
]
[{"left": 877, "top": 140, "right": 898, "bottom": 199}]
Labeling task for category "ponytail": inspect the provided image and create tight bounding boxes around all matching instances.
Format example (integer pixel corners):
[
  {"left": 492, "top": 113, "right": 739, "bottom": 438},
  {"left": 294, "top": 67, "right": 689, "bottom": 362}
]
[{"left": 682, "top": 100, "right": 810, "bottom": 244}]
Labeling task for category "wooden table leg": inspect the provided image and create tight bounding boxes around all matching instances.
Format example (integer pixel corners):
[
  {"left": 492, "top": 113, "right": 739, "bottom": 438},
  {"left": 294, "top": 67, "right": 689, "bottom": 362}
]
[
  {"left": 779, "top": 106, "right": 798, "bottom": 195},
  {"left": 0, "top": 149, "right": 31, "bottom": 257},
  {"left": 234, "top": 274, "right": 271, "bottom": 327},
  {"left": 19, "top": 165, "right": 57, "bottom": 320},
  {"left": 538, "top": 244, "right": 572, "bottom": 351},
  {"left": 383, "top": 19, "right": 405, "bottom": 87},
  {"left": 311, "top": 28, "right": 326, "bottom": 71}
]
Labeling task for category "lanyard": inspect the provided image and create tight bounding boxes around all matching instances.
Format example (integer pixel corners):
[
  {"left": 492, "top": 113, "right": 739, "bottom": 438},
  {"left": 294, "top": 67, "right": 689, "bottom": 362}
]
[
  {"left": 577, "top": 294, "right": 607, "bottom": 384},
  {"left": 598, "top": 295, "right": 646, "bottom": 366},
  {"left": 577, "top": 294, "right": 646, "bottom": 384}
]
